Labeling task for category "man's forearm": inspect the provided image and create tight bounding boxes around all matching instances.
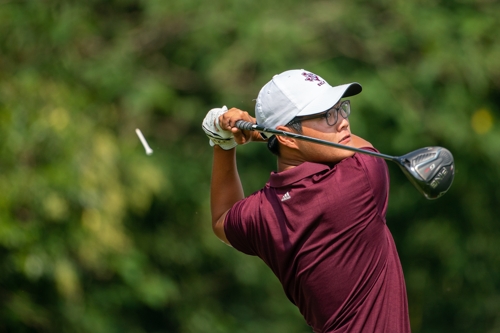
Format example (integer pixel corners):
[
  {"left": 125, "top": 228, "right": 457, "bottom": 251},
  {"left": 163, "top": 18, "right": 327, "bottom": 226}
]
[
  {"left": 210, "top": 146, "right": 244, "bottom": 225},
  {"left": 351, "top": 134, "right": 373, "bottom": 149}
]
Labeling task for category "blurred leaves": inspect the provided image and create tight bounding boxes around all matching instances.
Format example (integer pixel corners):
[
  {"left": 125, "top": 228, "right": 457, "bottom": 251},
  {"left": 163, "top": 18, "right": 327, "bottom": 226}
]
[{"left": 0, "top": 0, "right": 499, "bottom": 332}]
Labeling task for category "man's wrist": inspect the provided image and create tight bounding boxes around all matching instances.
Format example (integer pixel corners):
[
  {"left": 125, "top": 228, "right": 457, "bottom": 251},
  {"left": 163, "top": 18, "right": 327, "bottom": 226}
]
[{"left": 213, "top": 144, "right": 236, "bottom": 152}]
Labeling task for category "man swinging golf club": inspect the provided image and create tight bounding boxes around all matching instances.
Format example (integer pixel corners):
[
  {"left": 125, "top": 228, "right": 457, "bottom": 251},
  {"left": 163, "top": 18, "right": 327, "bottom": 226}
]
[{"left": 202, "top": 69, "right": 411, "bottom": 333}]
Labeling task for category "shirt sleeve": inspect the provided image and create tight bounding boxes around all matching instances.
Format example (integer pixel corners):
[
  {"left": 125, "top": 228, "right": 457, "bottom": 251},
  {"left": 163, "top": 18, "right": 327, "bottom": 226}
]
[
  {"left": 224, "top": 194, "right": 260, "bottom": 256},
  {"left": 356, "top": 147, "right": 390, "bottom": 217}
]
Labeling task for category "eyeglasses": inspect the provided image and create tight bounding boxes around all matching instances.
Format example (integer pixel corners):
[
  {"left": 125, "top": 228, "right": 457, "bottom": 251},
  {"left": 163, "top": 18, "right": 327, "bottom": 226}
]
[{"left": 288, "top": 100, "right": 351, "bottom": 126}]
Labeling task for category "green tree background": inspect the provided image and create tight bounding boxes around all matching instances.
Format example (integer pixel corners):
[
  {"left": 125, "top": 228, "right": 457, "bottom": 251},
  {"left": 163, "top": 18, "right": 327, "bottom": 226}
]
[{"left": 1, "top": 0, "right": 499, "bottom": 332}]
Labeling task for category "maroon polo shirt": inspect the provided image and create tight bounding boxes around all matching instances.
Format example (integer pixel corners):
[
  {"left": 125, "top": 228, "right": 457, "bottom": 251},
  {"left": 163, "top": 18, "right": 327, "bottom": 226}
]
[{"left": 224, "top": 147, "right": 411, "bottom": 333}]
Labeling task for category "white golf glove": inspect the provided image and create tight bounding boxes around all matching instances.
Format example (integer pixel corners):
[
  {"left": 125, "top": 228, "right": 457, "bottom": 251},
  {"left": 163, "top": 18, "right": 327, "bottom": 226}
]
[{"left": 202, "top": 106, "right": 237, "bottom": 150}]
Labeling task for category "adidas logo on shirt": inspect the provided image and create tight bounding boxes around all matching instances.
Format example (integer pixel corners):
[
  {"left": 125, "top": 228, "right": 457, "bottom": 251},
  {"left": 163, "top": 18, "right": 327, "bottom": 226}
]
[{"left": 281, "top": 192, "right": 291, "bottom": 202}]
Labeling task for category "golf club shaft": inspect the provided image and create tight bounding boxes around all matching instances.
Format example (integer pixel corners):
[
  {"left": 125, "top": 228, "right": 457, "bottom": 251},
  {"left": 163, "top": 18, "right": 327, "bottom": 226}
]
[{"left": 235, "top": 120, "right": 397, "bottom": 162}]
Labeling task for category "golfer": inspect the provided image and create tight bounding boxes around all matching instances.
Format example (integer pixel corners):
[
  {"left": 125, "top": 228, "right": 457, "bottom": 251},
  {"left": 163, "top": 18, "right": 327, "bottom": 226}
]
[{"left": 202, "top": 69, "right": 411, "bottom": 333}]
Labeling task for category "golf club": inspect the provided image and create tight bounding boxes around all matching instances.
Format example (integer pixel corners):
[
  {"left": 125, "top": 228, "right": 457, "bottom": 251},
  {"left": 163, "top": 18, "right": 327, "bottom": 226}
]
[{"left": 235, "top": 120, "right": 455, "bottom": 200}]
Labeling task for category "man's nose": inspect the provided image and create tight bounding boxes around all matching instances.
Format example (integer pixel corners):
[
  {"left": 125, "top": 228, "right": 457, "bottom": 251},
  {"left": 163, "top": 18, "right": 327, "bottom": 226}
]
[{"left": 335, "top": 116, "right": 349, "bottom": 132}]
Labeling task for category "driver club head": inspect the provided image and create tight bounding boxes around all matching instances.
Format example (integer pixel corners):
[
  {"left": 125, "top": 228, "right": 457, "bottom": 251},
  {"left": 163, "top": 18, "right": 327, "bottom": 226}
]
[{"left": 396, "top": 147, "right": 455, "bottom": 200}]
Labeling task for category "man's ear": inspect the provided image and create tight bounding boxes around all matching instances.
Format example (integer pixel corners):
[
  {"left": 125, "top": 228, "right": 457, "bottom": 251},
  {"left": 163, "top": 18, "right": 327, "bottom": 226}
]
[{"left": 275, "top": 125, "right": 299, "bottom": 150}]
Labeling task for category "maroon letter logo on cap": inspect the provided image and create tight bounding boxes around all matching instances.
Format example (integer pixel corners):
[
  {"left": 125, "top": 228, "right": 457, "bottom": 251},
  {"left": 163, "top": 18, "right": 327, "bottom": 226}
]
[{"left": 302, "top": 72, "right": 325, "bottom": 86}]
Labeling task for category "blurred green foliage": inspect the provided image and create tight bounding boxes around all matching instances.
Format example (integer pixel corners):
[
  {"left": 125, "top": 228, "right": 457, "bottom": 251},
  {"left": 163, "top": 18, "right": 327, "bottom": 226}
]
[{"left": 1, "top": 0, "right": 499, "bottom": 332}]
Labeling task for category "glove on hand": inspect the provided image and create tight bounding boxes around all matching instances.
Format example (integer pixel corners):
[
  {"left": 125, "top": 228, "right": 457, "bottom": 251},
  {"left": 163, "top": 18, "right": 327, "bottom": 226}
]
[{"left": 202, "top": 106, "right": 238, "bottom": 150}]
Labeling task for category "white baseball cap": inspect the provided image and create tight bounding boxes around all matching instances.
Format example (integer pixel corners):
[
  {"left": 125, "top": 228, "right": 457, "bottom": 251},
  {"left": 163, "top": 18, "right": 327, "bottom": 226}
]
[{"left": 255, "top": 69, "right": 362, "bottom": 129}]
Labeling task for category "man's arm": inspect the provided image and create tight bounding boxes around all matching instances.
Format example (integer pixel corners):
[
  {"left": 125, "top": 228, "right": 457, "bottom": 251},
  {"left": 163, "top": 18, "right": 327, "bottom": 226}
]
[
  {"left": 351, "top": 134, "right": 373, "bottom": 149},
  {"left": 205, "top": 107, "right": 264, "bottom": 245},
  {"left": 211, "top": 146, "right": 242, "bottom": 245}
]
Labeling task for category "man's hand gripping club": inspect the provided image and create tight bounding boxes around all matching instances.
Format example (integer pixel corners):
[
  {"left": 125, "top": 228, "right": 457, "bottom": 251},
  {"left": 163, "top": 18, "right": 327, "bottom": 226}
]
[{"left": 202, "top": 106, "right": 264, "bottom": 149}]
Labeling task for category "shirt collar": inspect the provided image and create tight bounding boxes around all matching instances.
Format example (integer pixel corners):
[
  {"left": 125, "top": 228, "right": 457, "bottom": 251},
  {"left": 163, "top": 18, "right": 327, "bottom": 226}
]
[{"left": 269, "top": 162, "right": 332, "bottom": 187}]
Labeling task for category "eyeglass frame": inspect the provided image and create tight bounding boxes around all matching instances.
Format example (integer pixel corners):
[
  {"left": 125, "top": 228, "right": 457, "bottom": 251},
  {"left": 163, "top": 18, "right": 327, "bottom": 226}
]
[{"left": 287, "top": 100, "right": 351, "bottom": 127}]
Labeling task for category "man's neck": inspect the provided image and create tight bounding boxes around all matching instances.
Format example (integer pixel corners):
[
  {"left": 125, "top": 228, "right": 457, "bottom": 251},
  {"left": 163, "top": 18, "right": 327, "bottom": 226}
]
[{"left": 277, "top": 157, "right": 303, "bottom": 172}]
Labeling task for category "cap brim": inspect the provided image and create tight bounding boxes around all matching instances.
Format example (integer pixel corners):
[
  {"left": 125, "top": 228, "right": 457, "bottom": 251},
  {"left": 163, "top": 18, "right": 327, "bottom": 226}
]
[{"left": 296, "top": 82, "right": 362, "bottom": 117}]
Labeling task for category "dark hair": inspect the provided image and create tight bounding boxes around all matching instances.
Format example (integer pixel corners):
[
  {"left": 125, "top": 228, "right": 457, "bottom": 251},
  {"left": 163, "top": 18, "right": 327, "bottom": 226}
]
[{"left": 267, "top": 119, "right": 302, "bottom": 156}]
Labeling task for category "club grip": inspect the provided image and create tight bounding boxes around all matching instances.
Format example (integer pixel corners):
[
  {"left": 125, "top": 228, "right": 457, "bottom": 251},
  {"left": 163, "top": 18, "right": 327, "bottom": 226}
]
[{"left": 235, "top": 120, "right": 256, "bottom": 131}]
